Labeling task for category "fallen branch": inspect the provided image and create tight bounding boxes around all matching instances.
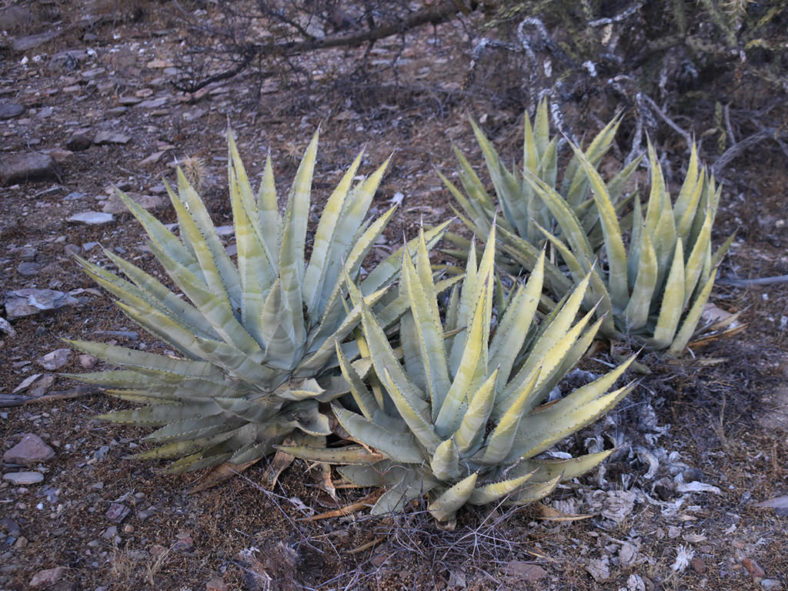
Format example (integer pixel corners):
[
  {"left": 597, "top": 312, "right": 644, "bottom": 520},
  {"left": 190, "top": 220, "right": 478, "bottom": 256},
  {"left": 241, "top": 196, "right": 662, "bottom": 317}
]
[
  {"left": 718, "top": 274, "right": 788, "bottom": 287},
  {"left": 712, "top": 130, "right": 772, "bottom": 177},
  {"left": 174, "top": 0, "right": 466, "bottom": 92},
  {"left": 0, "top": 385, "right": 99, "bottom": 407}
]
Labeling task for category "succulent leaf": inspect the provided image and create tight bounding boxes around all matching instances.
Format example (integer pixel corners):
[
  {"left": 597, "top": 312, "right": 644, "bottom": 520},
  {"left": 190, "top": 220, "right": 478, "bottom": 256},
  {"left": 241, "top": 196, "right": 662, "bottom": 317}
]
[
  {"left": 290, "top": 224, "right": 632, "bottom": 524},
  {"left": 68, "top": 131, "right": 428, "bottom": 476}
]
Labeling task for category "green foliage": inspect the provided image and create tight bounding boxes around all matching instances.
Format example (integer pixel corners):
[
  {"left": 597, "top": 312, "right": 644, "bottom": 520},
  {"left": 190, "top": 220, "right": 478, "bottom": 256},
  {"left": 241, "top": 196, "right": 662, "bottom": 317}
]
[
  {"left": 68, "top": 131, "right": 449, "bottom": 473},
  {"left": 441, "top": 99, "right": 639, "bottom": 292},
  {"left": 532, "top": 141, "right": 734, "bottom": 352},
  {"left": 279, "top": 225, "right": 635, "bottom": 527}
]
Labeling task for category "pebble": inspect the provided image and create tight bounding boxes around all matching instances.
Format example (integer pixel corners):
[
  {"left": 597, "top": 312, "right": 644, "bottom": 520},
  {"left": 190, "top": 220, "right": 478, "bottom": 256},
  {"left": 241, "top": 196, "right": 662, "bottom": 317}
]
[
  {"left": 0, "top": 517, "right": 21, "bottom": 537},
  {"left": 29, "top": 566, "right": 66, "bottom": 588},
  {"left": 105, "top": 503, "right": 130, "bottom": 523},
  {"left": 12, "top": 30, "right": 60, "bottom": 52},
  {"left": 0, "top": 101, "right": 25, "bottom": 119},
  {"left": 79, "top": 354, "right": 98, "bottom": 369},
  {"left": 93, "top": 131, "right": 131, "bottom": 145},
  {"left": 67, "top": 211, "right": 115, "bottom": 225},
  {"left": 3, "top": 433, "right": 55, "bottom": 465},
  {"left": 2, "top": 471, "right": 44, "bottom": 485},
  {"left": 761, "top": 579, "right": 783, "bottom": 590},
  {"left": 503, "top": 561, "right": 548, "bottom": 582},
  {"left": 101, "top": 192, "right": 166, "bottom": 214},
  {"left": 743, "top": 557, "right": 766, "bottom": 578},
  {"left": 206, "top": 577, "right": 227, "bottom": 591},
  {"left": 66, "top": 132, "right": 92, "bottom": 151},
  {"left": 4, "top": 289, "right": 79, "bottom": 318},
  {"left": 37, "top": 348, "right": 72, "bottom": 370},
  {"left": 0, "top": 152, "right": 60, "bottom": 186},
  {"left": 17, "top": 261, "right": 41, "bottom": 276},
  {"left": 691, "top": 556, "right": 707, "bottom": 573}
]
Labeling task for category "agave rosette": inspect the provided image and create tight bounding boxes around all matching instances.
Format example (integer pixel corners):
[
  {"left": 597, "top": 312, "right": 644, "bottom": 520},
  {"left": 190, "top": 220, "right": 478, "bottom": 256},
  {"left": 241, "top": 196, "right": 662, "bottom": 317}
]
[
  {"left": 279, "top": 225, "right": 636, "bottom": 527},
  {"left": 439, "top": 99, "right": 639, "bottom": 284},
  {"left": 67, "top": 130, "right": 450, "bottom": 473},
  {"left": 529, "top": 142, "right": 734, "bottom": 353}
]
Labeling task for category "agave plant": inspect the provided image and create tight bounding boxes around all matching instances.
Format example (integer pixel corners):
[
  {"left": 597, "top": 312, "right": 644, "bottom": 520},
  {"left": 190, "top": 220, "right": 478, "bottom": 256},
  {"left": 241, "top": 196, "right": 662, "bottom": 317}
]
[
  {"left": 439, "top": 99, "right": 640, "bottom": 284},
  {"left": 279, "top": 225, "right": 636, "bottom": 527},
  {"left": 529, "top": 142, "right": 734, "bottom": 353},
  {"left": 66, "top": 130, "right": 450, "bottom": 474}
]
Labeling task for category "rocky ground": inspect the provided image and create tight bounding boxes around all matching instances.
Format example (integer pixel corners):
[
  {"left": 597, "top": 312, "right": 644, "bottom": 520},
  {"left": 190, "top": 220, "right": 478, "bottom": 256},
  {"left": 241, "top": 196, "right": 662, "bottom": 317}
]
[{"left": 1, "top": 2, "right": 786, "bottom": 590}]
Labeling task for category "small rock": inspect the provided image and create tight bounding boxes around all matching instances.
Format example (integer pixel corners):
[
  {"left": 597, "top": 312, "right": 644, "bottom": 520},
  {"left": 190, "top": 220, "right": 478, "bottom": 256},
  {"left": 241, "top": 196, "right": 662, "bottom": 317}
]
[
  {"left": 49, "top": 50, "right": 88, "bottom": 72},
  {"left": 101, "top": 192, "right": 166, "bottom": 214},
  {"left": 585, "top": 558, "right": 610, "bottom": 582},
  {"left": 29, "top": 566, "right": 66, "bottom": 588},
  {"left": 118, "top": 96, "right": 142, "bottom": 106},
  {"left": 93, "top": 131, "right": 131, "bottom": 145},
  {"left": 102, "top": 526, "right": 118, "bottom": 540},
  {"left": 29, "top": 374, "right": 56, "bottom": 398},
  {"left": 146, "top": 59, "right": 173, "bottom": 69},
  {"left": 619, "top": 541, "right": 638, "bottom": 566},
  {"left": 66, "top": 132, "right": 92, "bottom": 151},
  {"left": 0, "top": 101, "right": 25, "bottom": 120},
  {"left": 173, "top": 530, "right": 194, "bottom": 553},
  {"left": 105, "top": 503, "right": 130, "bottom": 523},
  {"left": 3, "top": 471, "right": 44, "bottom": 485},
  {"left": 503, "top": 561, "right": 547, "bottom": 582},
  {"left": 742, "top": 557, "right": 766, "bottom": 579},
  {"left": 16, "top": 260, "right": 40, "bottom": 275},
  {"left": 0, "top": 152, "right": 60, "bottom": 186},
  {"left": 761, "top": 579, "right": 783, "bottom": 590},
  {"left": 79, "top": 354, "right": 97, "bottom": 369},
  {"left": 3, "top": 433, "right": 55, "bottom": 465},
  {"left": 67, "top": 211, "right": 115, "bottom": 225},
  {"left": 137, "top": 96, "right": 168, "bottom": 109},
  {"left": 37, "top": 348, "right": 71, "bottom": 370},
  {"left": 139, "top": 151, "right": 167, "bottom": 167},
  {"left": 0, "top": 517, "right": 21, "bottom": 537},
  {"left": 5, "top": 289, "right": 79, "bottom": 319},
  {"left": 691, "top": 556, "right": 707, "bottom": 573},
  {"left": 12, "top": 30, "right": 60, "bottom": 52},
  {"left": 206, "top": 576, "right": 227, "bottom": 591},
  {"left": 0, "top": 316, "right": 16, "bottom": 337}
]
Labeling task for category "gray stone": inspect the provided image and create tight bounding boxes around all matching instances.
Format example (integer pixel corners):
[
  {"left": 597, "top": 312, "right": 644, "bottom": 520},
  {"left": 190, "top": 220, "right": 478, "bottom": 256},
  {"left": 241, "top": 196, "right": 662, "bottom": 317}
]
[
  {"left": 37, "top": 348, "right": 71, "bottom": 370},
  {"left": 49, "top": 50, "right": 87, "bottom": 72},
  {"left": 3, "top": 434, "right": 55, "bottom": 465},
  {"left": 118, "top": 96, "right": 142, "bottom": 106},
  {"left": 503, "top": 561, "right": 548, "bottom": 582},
  {"left": 4, "top": 289, "right": 79, "bottom": 319},
  {"left": 94, "top": 131, "right": 131, "bottom": 145},
  {"left": 101, "top": 192, "right": 166, "bottom": 214},
  {"left": 0, "top": 101, "right": 24, "bottom": 120},
  {"left": 67, "top": 211, "right": 115, "bottom": 225},
  {"left": 0, "top": 152, "right": 60, "bottom": 185},
  {"left": 3, "top": 471, "right": 44, "bottom": 485},
  {"left": 66, "top": 132, "right": 92, "bottom": 151},
  {"left": 105, "top": 503, "right": 131, "bottom": 523},
  {"left": 29, "top": 566, "right": 66, "bottom": 588},
  {"left": 0, "top": 316, "right": 16, "bottom": 337},
  {"left": 12, "top": 31, "right": 61, "bottom": 52},
  {"left": 136, "top": 96, "right": 168, "bottom": 109},
  {"left": 17, "top": 261, "right": 41, "bottom": 276},
  {"left": 0, "top": 517, "right": 21, "bottom": 537}
]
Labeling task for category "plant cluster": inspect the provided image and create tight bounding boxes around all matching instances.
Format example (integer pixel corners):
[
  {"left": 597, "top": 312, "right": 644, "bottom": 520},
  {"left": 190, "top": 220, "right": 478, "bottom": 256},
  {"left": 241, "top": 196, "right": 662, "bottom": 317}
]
[
  {"left": 70, "top": 115, "right": 730, "bottom": 526},
  {"left": 446, "top": 100, "right": 734, "bottom": 352}
]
